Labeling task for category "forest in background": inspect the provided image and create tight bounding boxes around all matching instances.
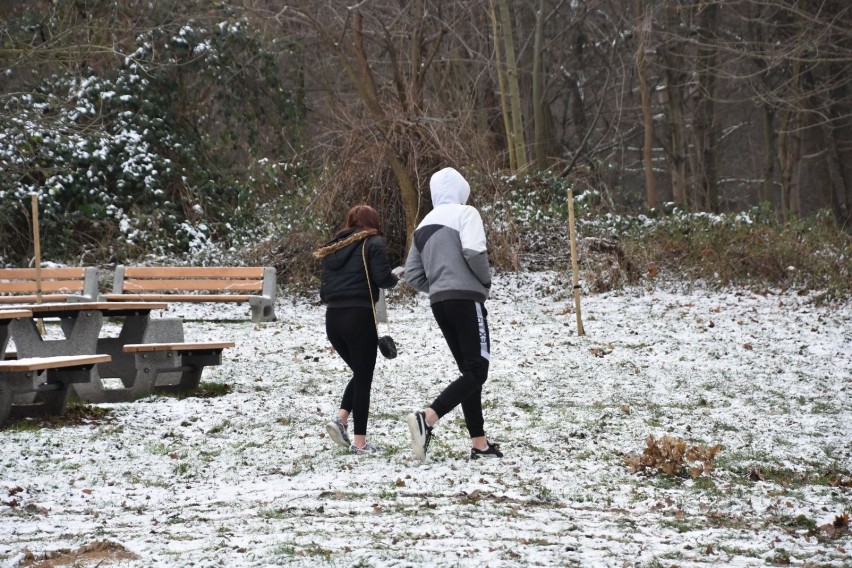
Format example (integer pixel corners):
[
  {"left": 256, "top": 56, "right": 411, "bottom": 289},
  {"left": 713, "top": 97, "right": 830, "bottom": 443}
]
[{"left": 0, "top": 0, "right": 850, "bottom": 295}]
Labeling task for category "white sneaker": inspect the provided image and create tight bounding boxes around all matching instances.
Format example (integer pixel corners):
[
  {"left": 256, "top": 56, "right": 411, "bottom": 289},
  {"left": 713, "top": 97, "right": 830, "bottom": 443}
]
[
  {"left": 349, "top": 441, "right": 382, "bottom": 454},
  {"left": 406, "top": 411, "right": 433, "bottom": 462}
]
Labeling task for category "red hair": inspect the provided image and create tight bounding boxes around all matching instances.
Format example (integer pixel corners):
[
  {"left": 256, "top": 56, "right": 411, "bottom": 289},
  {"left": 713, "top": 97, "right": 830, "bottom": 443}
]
[{"left": 343, "top": 204, "right": 380, "bottom": 232}]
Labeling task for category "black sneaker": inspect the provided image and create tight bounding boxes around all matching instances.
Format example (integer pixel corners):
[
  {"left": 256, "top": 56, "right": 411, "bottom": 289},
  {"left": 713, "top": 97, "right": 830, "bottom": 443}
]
[
  {"left": 406, "top": 411, "right": 433, "bottom": 462},
  {"left": 470, "top": 442, "right": 503, "bottom": 460}
]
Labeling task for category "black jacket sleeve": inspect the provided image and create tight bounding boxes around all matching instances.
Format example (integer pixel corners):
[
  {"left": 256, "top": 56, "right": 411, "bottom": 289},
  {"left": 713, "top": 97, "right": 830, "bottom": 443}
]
[{"left": 365, "top": 236, "right": 399, "bottom": 290}]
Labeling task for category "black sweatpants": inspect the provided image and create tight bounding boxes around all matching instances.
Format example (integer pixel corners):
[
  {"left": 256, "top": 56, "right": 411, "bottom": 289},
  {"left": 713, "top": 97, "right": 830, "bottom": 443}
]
[
  {"left": 325, "top": 307, "right": 378, "bottom": 436},
  {"left": 429, "top": 299, "right": 491, "bottom": 439}
]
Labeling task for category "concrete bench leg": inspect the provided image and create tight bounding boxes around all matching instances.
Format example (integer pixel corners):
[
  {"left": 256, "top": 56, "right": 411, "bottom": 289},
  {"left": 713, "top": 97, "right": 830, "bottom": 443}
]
[
  {"left": 1, "top": 366, "right": 95, "bottom": 426},
  {"left": 73, "top": 317, "right": 185, "bottom": 404},
  {"left": 145, "top": 350, "right": 224, "bottom": 393},
  {"left": 0, "top": 324, "right": 10, "bottom": 360},
  {"left": 73, "top": 357, "right": 159, "bottom": 403},
  {"left": 0, "top": 381, "right": 12, "bottom": 426},
  {"left": 249, "top": 298, "right": 276, "bottom": 323},
  {"left": 27, "top": 366, "right": 93, "bottom": 416}
]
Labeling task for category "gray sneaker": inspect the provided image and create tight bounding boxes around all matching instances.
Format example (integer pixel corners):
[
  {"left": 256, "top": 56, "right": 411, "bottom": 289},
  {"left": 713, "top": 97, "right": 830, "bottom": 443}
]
[
  {"left": 325, "top": 417, "right": 351, "bottom": 449},
  {"left": 349, "top": 441, "right": 382, "bottom": 454}
]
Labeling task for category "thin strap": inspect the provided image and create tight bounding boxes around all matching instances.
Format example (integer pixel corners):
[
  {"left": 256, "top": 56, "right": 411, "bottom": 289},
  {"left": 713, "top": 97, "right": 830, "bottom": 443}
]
[{"left": 361, "top": 241, "right": 380, "bottom": 331}]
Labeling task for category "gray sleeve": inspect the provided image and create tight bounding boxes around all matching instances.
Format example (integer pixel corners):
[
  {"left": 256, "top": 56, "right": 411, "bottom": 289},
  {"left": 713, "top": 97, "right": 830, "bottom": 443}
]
[
  {"left": 463, "top": 249, "right": 491, "bottom": 288},
  {"left": 404, "top": 244, "right": 429, "bottom": 294}
]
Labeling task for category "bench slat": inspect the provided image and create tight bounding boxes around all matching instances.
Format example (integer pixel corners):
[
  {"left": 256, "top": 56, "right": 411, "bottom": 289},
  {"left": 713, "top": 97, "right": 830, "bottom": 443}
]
[
  {"left": 123, "top": 342, "right": 235, "bottom": 353},
  {"left": 105, "top": 293, "right": 251, "bottom": 302},
  {"left": 0, "top": 354, "right": 111, "bottom": 372},
  {"left": 0, "top": 310, "right": 32, "bottom": 320},
  {"left": 124, "top": 267, "right": 264, "bottom": 279},
  {"left": 0, "top": 294, "right": 78, "bottom": 303},
  {"left": 120, "top": 279, "right": 263, "bottom": 292},
  {"left": 0, "top": 281, "right": 88, "bottom": 293},
  {"left": 0, "top": 268, "right": 87, "bottom": 278}
]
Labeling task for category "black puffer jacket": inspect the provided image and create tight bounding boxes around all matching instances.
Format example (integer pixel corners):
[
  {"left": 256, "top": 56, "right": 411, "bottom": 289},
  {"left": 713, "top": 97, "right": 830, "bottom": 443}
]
[{"left": 314, "top": 228, "right": 398, "bottom": 308}]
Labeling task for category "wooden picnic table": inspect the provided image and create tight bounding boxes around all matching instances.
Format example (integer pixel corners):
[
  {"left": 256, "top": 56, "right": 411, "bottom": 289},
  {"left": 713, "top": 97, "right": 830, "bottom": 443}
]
[
  {"left": 7, "top": 302, "right": 234, "bottom": 403},
  {"left": 6, "top": 302, "right": 186, "bottom": 403}
]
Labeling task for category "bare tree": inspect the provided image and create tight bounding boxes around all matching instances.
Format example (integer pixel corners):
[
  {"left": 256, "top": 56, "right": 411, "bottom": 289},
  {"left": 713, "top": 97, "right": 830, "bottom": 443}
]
[{"left": 634, "top": 0, "right": 657, "bottom": 208}]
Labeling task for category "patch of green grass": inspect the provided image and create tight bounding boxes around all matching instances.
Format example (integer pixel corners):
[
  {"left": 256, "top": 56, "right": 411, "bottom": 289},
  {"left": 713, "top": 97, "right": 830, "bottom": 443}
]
[
  {"left": 765, "top": 548, "right": 792, "bottom": 565},
  {"left": 775, "top": 514, "right": 817, "bottom": 532},
  {"left": 718, "top": 544, "right": 762, "bottom": 558},
  {"left": 3, "top": 403, "right": 115, "bottom": 431},
  {"left": 691, "top": 476, "right": 716, "bottom": 490},
  {"left": 659, "top": 518, "right": 695, "bottom": 534},
  {"left": 160, "top": 382, "right": 233, "bottom": 400},
  {"left": 260, "top": 507, "right": 292, "bottom": 520},
  {"left": 723, "top": 463, "right": 852, "bottom": 488},
  {"left": 145, "top": 441, "right": 174, "bottom": 456},
  {"left": 207, "top": 420, "right": 231, "bottom": 435},
  {"left": 618, "top": 207, "right": 852, "bottom": 301},
  {"left": 653, "top": 475, "right": 685, "bottom": 490},
  {"left": 713, "top": 421, "right": 741, "bottom": 433},
  {"left": 173, "top": 461, "right": 191, "bottom": 476},
  {"left": 273, "top": 543, "right": 297, "bottom": 557},
  {"left": 810, "top": 400, "right": 840, "bottom": 414}
]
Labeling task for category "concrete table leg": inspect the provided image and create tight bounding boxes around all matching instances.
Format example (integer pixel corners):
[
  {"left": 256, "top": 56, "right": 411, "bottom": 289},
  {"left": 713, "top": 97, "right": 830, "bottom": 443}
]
[{"left": 73, "top": 317, "right": 185, "bottom": 403}]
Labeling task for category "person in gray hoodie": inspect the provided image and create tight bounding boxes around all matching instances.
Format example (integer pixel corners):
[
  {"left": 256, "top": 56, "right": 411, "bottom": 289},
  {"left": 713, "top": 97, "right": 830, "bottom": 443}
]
[{"left": 403, "top": 167, "right": 503, "bottom": 462}]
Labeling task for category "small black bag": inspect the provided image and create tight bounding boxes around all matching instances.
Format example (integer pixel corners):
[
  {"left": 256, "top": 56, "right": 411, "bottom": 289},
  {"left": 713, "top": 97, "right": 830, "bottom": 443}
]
[{"left": 378, "top": 335, "right": 397, "bottom": 359}]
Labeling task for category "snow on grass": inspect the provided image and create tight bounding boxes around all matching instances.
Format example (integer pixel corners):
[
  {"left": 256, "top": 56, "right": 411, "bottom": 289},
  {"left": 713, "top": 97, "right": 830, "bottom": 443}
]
[{"left": 1, "top": 271, "right": 850, "bottom": 567}]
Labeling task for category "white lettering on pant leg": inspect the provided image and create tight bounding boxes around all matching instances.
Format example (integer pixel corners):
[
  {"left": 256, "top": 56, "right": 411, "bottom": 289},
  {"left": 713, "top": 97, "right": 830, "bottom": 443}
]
[{"left": 476, "top": 302, "right": 490, "bottom": 361}]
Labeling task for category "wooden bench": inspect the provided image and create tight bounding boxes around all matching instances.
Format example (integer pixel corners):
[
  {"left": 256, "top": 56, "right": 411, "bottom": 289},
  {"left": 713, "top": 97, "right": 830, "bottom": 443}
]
[
  {"left": 0, "top": 354, "right": 111, "bottom": 426},
  {"left": 0, "top": 267, "right": 99, "bottom": 304},
  {"left": 103, "top": 266, "right": 277, "bottom": 323},
  {"left": 72, "top": 341, "right": 234, "bottom": 403}
]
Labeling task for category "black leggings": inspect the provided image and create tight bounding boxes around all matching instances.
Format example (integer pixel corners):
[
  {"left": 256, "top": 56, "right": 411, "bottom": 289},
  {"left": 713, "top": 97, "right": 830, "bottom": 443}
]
[
  {"left": 429, "top": 299, "right": 491, "bottom": 438},
  {"left": 325, "top": 307, "right": 378, "bottom": 436}
]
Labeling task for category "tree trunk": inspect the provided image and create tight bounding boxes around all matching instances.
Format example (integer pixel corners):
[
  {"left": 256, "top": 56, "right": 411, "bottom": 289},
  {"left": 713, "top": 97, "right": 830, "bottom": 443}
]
[
  {"left": 635, "top": 0, "right": 656, "bottom": 209},
  {"left": 490, "top": 1, "right": 515, "bottom": 170},
  {"left": 660, "top": 0, "right": 687, "bottom": 208},
  {"left": 761, "top": 104, "right": 775, "bottom": 206},
  {"left": 532, "top": 0, "right": 547, "bottom": 169},
  {"left": 692, "top": 2, "right": 720, "bottom": 212},
  {"left": 497, "top": 0, "right": 527, "bottom": 171},
  {"left": 777, "top": 75, "right": 802, "bottom": 220}
]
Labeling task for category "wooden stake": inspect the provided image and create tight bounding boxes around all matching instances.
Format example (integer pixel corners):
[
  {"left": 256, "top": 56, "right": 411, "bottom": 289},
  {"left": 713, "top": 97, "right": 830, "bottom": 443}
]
[
  {"left": 31, "top": 194, "right": 43, "bottom": 303},
  {"left": 31, "top": 194, "right": 45, "bottom": 334},
  {"left": 567, "top": 187, "right": 585, "bottom": 336}
]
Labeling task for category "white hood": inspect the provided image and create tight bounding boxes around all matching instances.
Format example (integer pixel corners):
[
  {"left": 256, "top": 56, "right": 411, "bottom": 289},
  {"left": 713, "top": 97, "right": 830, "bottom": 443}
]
[{"left": 430, "top": 167, "right": 470, "bottom": 207}]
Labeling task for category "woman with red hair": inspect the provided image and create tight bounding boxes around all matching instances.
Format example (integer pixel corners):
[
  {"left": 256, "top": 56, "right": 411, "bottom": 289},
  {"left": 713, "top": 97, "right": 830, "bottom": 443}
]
[{"left": 313, "top": 205, "right": 399, "bottom": 453}]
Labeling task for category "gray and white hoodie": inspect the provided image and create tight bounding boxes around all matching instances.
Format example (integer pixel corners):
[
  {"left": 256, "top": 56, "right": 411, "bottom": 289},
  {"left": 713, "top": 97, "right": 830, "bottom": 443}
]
[{"left": 404, "top": 167, "right": 491, "bottom": 304}]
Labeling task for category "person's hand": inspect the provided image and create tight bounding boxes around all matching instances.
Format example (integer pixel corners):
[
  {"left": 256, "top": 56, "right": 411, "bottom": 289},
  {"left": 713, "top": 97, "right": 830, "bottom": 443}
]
[{"left": 391, "top": 266, "right": 405, "bottom": 279}]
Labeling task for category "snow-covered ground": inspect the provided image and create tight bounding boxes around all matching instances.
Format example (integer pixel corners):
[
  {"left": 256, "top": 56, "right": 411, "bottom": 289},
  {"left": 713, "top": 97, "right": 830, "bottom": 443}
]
[{"left": 2, "top": 272, "right": 850, "bottom": 567}]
